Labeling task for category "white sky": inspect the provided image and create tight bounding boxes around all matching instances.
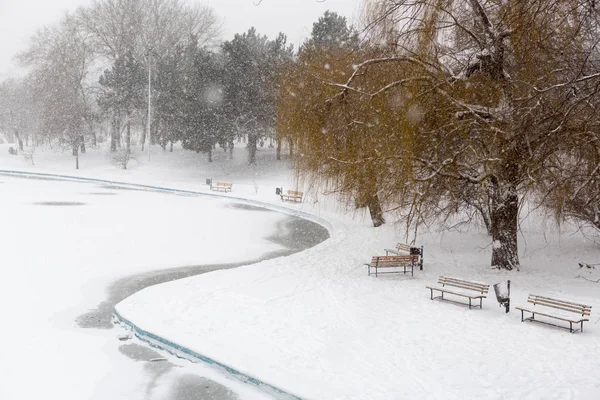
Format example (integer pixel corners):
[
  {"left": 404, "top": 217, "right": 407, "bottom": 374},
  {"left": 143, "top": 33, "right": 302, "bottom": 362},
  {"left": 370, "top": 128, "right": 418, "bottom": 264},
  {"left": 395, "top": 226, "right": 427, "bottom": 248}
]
[{"left": 0, "top": 0, "right": 360, "bottom": 80}]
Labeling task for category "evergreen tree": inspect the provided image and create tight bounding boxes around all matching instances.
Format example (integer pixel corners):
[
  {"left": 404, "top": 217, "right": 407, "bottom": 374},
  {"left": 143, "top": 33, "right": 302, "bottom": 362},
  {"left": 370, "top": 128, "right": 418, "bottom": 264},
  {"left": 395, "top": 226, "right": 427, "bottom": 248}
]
[
  {"left": 98, "top": 49, "right": 145, "bottom": 157},
  {"left": 222, "top": 28, "right": 293, "bottom": 164}
]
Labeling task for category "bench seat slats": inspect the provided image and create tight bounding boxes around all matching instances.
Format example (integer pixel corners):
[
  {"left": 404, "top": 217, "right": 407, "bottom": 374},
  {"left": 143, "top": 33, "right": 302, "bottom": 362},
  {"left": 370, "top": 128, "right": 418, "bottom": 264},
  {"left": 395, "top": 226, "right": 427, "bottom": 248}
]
[
  {"left": 529, "top": 294, "right": 591, "bottom": 309},
  {"left": 427, "top": 276, "right": 490, "bottom": 309},
  {"left": 527, "top": 296, "right": 591, "bottom": 314},
  {"left": 371, "top": 255, "right": 416, "bottom": 263},
  {"left": 517, "top": 294, "right": 592, "bottom": 332},
  {"left": 437, "top": 280, "right": 489, "bottom": 292},
  {"left": 211, "top": 182, "right": 232, "bottom": 192},
  {"left": 515, "top": 307, "right": 589, "bottom": 324},
  {"left": 426, "top": 286, "right": 487, "bottom": 299},
  {"left": 437, "top": 278, "right": 489, "bottom": 293},
  {"left": 395, "top": 243, "right": 412, "bottom": 252},
  {"left": 526, "top": 300, "right": 591, "bottom": 315},
  {"left": 281, "top": 190, "right": 303, "bottom": 202},
  {"left": 365, "top": 255, "right": 415, "bottom": 277},
  {"left": 440, "top": 276, "right": 488, "bottom": 286}
]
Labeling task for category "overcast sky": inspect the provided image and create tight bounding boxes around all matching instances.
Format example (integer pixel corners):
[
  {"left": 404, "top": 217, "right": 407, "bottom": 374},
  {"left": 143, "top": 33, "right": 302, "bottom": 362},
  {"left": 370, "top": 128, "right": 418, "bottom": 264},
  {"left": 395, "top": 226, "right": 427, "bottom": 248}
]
[{"left": 0, "top": 0, "right": 360, "bottom": 80}]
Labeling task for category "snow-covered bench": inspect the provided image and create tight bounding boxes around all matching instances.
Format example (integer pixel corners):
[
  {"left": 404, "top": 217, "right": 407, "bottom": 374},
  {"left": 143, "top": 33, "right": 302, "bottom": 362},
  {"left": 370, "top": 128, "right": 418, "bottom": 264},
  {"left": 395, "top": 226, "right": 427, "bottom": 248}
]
[
  {"left": 280, "top": 190, "right": 303, "bottom": 203},
  {"left": 426, "top": 276, "right": 489, "bottom": 309},
  {"left": 210, "top": 181, "right": 232, "bottom": 192},
  {"left": 515, "top": 294, "right": 592, "bottom": 333},
  {"left": 365, "top": 255, "right": 418, "bottom": 277},
  {"left": 384, "top": 243, "right": 423, "bottom": 270}
]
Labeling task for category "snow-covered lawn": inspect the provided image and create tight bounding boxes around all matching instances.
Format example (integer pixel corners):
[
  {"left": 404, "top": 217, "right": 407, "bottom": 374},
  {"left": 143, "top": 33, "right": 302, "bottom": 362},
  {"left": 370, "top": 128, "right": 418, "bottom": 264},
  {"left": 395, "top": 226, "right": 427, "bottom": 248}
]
[{"left": 3, "top": 143, "right": 600, "bottom": 399}]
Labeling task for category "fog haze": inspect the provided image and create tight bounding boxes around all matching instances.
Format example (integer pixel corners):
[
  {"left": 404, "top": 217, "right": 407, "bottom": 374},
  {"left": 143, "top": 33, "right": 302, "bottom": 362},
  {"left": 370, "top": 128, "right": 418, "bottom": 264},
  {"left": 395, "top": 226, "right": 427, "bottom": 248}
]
[{"left": 0, "top": 0, "right": 359, "bottom": 79}]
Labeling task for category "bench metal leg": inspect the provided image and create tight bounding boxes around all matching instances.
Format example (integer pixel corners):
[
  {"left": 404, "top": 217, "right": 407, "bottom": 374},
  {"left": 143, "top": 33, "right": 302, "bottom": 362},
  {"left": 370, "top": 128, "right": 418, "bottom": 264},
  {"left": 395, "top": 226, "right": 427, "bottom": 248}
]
[
  {"left": 430, "top": 288, "right": 433, "bottom": 300},
  {"left": 520, "top": 310, "right": 524, "bottom": 322},
  {"left": 581, "top": 321, "right": 584, "bottom": 333},
  {"left": 480, "top": 298, "right": 482, "bottom": 309},
  {"left": 468, "top": 298, "right": 472, "bottom": 309}
]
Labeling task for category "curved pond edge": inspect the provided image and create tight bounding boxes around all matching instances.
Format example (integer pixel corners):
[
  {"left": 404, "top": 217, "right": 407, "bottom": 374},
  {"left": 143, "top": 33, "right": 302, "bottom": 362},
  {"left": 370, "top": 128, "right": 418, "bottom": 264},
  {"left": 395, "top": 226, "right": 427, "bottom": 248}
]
[
  {"left": 0, "top": 169, "right": 333, "bottom": 235},
  {"left": 1, "top": 169, "right": 327, "bottom": 400},
  {"left": 113, "top": 310, "right": 302, "bottom": 400}
]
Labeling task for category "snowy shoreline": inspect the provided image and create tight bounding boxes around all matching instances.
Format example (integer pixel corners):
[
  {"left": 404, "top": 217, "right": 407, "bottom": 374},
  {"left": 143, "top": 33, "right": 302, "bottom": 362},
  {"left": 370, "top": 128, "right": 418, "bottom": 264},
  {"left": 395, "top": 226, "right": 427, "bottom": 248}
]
[{"left": 3, "top": 145, "right": 600, "bottom": 399}]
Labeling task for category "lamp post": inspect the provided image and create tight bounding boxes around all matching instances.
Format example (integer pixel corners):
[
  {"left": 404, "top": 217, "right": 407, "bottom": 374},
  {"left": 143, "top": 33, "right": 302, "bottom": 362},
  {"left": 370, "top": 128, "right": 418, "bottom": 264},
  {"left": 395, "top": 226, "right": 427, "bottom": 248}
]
[{"left": 146, "top": 48, "right": 152, "bottom": 162}]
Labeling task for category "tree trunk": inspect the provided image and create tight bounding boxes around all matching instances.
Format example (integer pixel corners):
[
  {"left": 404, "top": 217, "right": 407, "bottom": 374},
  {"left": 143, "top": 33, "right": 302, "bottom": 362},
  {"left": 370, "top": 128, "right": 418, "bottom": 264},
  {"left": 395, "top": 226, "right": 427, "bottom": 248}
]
[
  {"left": 247, "top": 132, "right": 257, "bottom": 165},
  {"left": 277, "top": 138, "right": 281, "bottom": 160},
  {"left": 110, "top": 114, "right": 117, "bottom": 152},
  {"left": 208, "top": 149, "right": 213, "bottom": 163},
  {"left": 115, "top": 110, "right": 121, "bottom": 148},
  {"left": 228, "top": 140, "right": 234, "bottom": 159},
  {"left": 126, "top": 111, "right": 131, "bottom": 154},
  {"left": 367, "top": 193, "right": 385, "bottom": 227},
  {"left": 490, "top": 177, "right": 520, "bottom": 270},
  {"left": 170, "top": 141, "right": 173, "bottom": 152},
  {"left": 141, "top": 116, "right": 146, "bottom": 152},
  {"left": 73, "top": 141, "right": 79, "bottom": 170},
  {"left": 356, "top": 171, "right": 386, "bottom": 227},
  {"left": 151, "top": 119, "right": 158, "bottom": 145},
  {"left": 289, "top": 138, "right": 294, "bottom": 158}
]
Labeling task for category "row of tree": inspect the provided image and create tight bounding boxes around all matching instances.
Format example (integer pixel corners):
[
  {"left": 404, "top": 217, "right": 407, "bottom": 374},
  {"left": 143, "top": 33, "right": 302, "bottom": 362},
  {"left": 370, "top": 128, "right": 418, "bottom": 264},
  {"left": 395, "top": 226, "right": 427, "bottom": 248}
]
[{"left": 0, "top": 0, "right": 294, "bottom": 167}]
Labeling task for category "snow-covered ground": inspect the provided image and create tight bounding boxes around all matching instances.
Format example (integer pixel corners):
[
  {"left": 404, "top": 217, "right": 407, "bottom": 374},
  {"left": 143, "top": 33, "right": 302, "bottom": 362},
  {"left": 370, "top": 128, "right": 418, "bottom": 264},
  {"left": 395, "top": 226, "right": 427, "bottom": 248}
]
[{"left": 3, "top": 143, "right": 600, "bottom": 400}]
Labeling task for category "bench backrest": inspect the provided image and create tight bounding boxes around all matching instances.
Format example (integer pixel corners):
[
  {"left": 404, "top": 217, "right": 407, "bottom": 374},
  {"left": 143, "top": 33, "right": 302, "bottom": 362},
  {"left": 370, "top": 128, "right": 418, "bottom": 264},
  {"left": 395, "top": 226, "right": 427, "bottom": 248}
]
[
  {"left": 215, "top": 182, "right": 232, "bottom": 187},
  {"left": 395, "top": 243, "right": 422, "bottom": 256},
  {"left": 438, "top": 276, "right": 489, "bottom": 293},
  {"left": 287, "top": 190, "right": 303, "bottom": 196},
  {"left": 372, "top": 255, "right": 418, "bottom": 265},
  {"left": 527, "top": 294, "right": 592, "bottom": 316}
]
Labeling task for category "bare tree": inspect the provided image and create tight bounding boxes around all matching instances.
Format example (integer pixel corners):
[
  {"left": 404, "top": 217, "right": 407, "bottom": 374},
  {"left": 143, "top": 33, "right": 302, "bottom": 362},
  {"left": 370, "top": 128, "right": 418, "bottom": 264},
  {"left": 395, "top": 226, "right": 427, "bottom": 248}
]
[
  {"left": 18, "top": 15, "right": 95, "bottom": 169},
  {"left": 77, "top": 0, "right": 221, "bottom": 149}
]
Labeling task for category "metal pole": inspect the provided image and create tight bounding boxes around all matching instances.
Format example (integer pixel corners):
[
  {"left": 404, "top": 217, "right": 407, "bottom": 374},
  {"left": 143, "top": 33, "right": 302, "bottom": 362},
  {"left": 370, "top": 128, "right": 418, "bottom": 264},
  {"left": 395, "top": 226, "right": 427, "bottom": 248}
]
[{"left": 146, "top": 50, "right": 152, "bottom": 162}]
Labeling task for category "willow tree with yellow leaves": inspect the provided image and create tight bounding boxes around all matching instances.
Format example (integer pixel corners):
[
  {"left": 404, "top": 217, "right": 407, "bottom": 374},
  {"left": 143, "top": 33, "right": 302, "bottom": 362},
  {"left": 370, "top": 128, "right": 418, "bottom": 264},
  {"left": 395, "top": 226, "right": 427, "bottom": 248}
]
[{"left": 280, "top": 1, "right": 600, "bottom": 270}]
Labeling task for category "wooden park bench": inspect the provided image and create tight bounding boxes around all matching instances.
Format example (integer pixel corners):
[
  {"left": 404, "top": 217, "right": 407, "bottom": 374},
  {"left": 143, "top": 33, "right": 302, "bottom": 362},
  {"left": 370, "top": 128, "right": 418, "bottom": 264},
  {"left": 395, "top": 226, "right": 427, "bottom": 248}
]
[
  {"left": 280, "top": 190, "right": 303, "bottom": 203},
  {"left": 426, "top": 276, "right": 490, "bottom": 309},
  {"left": 385, "top": 243, "right": 424, "bottom": 270},
  {"left": 210, "top": 182, "right": 232, "bottom": 192},
  {"left": 365, "top": 255, "right": 418, "bottom": 277},
  {"left": 515, "top": 294, "right": 592, "bottom": 333}
]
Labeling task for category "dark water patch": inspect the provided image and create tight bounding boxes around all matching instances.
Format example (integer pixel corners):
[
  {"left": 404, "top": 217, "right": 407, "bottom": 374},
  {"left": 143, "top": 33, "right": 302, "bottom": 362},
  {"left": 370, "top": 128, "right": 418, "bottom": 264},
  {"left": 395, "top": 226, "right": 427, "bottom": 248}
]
[
  {"left": 118, "top": 343, "right": 177, "bottom": 397},
  {"left": 99, "top": 184, "right": 145, "bottom": 192},
  {"left": 167, "top": 374, "right": 239, "bottom": 400},
  {"left": 119, "top": 343, "right": 167, "bottom": 362},
  {"left": 267, "top": 216, "right": 330, "bottom": 250},
  {"left": 86, "top": 192, "right": 118, "bottom": 196},
  {"left": 33, "top": 201, "right": 86, "bottom": 206},
  {"left": 227, "top": 203, "right": 273, "bottom": 212}
]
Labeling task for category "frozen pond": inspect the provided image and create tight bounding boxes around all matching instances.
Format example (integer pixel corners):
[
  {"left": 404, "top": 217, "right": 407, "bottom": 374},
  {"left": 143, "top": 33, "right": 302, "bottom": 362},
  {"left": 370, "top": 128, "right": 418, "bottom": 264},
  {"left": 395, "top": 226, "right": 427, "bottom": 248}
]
[{"left": 0, "top": 174, "right": 328, "bottom": 400}]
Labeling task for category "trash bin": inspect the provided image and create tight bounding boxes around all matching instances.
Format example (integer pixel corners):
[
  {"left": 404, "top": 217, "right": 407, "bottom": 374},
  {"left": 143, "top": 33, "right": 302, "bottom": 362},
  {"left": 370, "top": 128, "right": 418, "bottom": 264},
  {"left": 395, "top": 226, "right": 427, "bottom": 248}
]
[
  {"left": 206, "top": 178, "right": 212, "bottom": 186},
  {"left": 493, "top": 280, "right": 510, "bottom": 313},
  {"left": 275, "top": 187, "right": 282, "bottom": 195}
]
